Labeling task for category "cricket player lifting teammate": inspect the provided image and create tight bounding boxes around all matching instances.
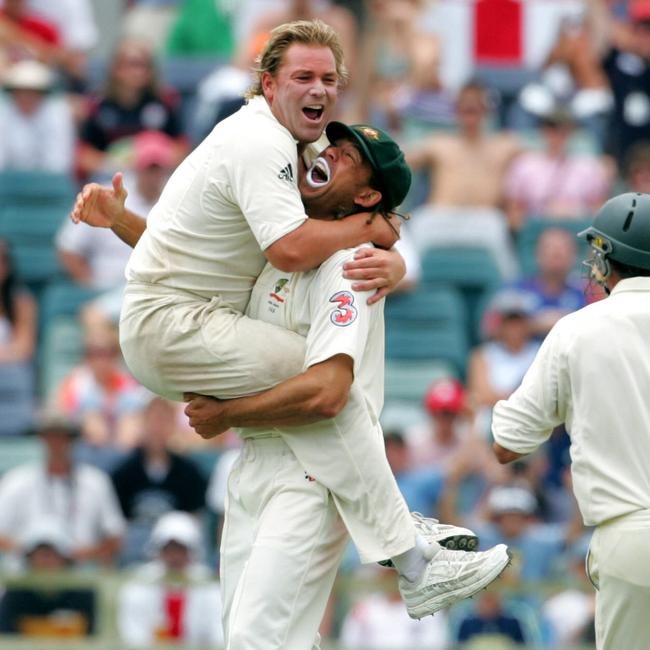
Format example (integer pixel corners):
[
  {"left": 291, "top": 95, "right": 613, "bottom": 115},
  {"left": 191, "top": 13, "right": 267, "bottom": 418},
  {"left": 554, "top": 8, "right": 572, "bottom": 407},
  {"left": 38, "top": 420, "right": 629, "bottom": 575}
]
[
  {"left": 70, "top": 20, "right": 510, "bottom": 639},
  {"left": 492, "top": 192, "right": 650, "bottom": 650}
]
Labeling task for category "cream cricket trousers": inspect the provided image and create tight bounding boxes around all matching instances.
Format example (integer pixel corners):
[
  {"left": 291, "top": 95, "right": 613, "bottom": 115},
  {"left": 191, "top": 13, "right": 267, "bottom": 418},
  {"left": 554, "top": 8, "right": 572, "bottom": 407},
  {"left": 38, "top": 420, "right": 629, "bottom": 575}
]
[
  {"left": 221, "top": 436, "right": 349, "bottom": 650},
  {"left": 120, "top": 283, "right": 415, "bottom": 563},
  {"left": 587, "top": 510, "right": 650, "bottom": 650}
]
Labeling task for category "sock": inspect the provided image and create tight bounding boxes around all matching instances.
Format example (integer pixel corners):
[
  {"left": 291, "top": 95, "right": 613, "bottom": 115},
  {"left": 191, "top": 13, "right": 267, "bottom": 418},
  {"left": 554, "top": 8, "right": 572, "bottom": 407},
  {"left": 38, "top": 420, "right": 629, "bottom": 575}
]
[{"left": 390, "top": 534, "right": 441, "bottom": 583}]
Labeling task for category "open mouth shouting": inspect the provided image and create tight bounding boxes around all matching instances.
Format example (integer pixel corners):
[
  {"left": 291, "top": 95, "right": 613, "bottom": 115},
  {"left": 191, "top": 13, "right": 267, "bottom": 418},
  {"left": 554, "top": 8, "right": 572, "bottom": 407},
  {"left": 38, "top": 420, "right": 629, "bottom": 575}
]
[
  {"left": 303, "top": 104, "right": 324, "bottom": 122},
  {"left": 305, "top": 156, "right": 331, "bottom": 188}
]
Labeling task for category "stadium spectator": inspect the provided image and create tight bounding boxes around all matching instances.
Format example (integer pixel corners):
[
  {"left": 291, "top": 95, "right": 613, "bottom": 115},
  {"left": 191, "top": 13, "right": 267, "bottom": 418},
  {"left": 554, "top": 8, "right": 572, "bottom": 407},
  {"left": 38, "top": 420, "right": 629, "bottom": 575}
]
[
  {"left": 405, "top": 378, "right": 472, "bottom": 470},
  {"left": 248, "top": 0, "right": 357, "bottom": 80},
  {"left": 51, "top": 325, "right": 147, "bottom": 464},
  {"left": 0, "top": 237, "right": 36, "bottom": 436},
  {"left": 117, "top": 511, "right": 223, "bottom": 648},
  {"left": 542, "top": 534, "right": 596, "bottom": 647},
  {"left": 339, "top": 565, "right": 450, "bottom": 650},
  {"left": 351, "top": 0, "right": 452, "bottom": 131},
  {"left": 122, "top": 0, "right": 181, "bottom": 52},
  {"left": 111, "top": 397, "right": 207, "bottom": 565},
  {"left": 624, "top": 141, "right": 650, "bottom": 193},
  {"left": 11, "top": 0, "right": 98, "bottom": 90},
  {"left": 0, "top": 59, "right": 75, "bottom": 173},
  {"left": 468, "top": 289, "right": 540, "bottom": 437},
  {"left": 0, "top": 413, "right": 125, "bottom": 569},
  {"left": 593, "top": 0, "right": 650, "bottom": 165},
  {"left": 57, "top": 131, "right": 174, "bottom": 292},
  {"left": 511, "top": 228, "right": 587, "bottom": 338},
  {"left": 164, "top": 0, "right": 235, "bottom": 58},
  {"left": 0, "top": 0, "right": 60, "bottom": 67},
  {"left": 407, "top": 81, "right": 521, "bottom": 279},
  {"left": 455, "top": 591, "right": 527, "bottom": 646},
  {"left": 504, "top": 108, "right": 612, "bottom": 231},
  {"left": 77, "top": 38, "right": 186, "bottom": 179},
  {"left": 384, "top": 430, "right": 445, "bottom": 518},
  {"left": 472, "top": 484, "right": 572, "bottom": 583},
  {"left": 0, "top": 519, "right": 96, "bottom": 637}
]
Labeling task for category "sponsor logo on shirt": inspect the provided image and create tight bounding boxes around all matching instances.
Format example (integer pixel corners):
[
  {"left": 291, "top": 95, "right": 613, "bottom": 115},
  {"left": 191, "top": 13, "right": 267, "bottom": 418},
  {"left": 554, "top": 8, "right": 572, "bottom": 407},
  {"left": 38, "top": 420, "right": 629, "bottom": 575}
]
[
  {"left": 329, "top": 291, "right": 357, "bottom": 326},
  {"left": 278, "top": 163, "right": 294, "bottom": 183},
  {"left": 304, "top": 472, "right": 316, "bottom": 482}
]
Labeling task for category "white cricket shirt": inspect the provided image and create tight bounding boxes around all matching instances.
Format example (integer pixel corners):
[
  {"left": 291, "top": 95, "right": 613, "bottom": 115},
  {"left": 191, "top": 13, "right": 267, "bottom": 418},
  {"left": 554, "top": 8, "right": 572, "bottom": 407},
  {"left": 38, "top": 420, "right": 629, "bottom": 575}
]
[
  {"left": 125, "top": 96, "right": 308, "bottom": 314},
  {"left": 245, "top": 246, "right": 385, "bottom": 430},
  {"left": 492, "top": 277, "right": 650, "bottom": 527}
]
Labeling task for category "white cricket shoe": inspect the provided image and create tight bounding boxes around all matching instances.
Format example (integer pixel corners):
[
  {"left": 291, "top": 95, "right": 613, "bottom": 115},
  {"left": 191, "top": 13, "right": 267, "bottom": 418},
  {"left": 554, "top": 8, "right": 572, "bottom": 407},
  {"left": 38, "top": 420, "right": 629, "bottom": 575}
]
[
  {"left": 399, "top": 543, "right": 511, "bottom": 619},
  {"left": 411, "top": 512, "right": 479, "bottom": 551}
]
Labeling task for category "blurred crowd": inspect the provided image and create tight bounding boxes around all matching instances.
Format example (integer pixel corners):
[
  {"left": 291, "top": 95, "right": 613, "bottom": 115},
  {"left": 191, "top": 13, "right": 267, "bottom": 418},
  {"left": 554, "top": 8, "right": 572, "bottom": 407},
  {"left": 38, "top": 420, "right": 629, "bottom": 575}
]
[{"left": 1, "top": 0, "right": 649, "bottom": 647}]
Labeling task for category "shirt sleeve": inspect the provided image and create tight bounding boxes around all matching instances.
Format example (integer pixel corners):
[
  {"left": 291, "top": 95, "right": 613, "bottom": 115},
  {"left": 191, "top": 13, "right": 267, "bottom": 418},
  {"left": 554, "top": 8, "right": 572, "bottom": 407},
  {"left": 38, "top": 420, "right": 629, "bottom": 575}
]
[
  {"left": 492, "top": 319, "right": 569, "bottom": 454},
  {"left": 226, "top": 125, "right": 308, "bottom": 251},
  {"left": 303, "top": 248, "right": 377, "bottom": 374}
]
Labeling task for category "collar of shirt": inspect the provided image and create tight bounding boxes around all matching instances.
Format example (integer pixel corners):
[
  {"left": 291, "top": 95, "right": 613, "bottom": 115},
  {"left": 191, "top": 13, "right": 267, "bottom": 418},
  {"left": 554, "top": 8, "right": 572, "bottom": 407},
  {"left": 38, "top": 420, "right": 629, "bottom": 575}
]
[{"left": 610, "top": 276, "right": 650, "bottom": 295}]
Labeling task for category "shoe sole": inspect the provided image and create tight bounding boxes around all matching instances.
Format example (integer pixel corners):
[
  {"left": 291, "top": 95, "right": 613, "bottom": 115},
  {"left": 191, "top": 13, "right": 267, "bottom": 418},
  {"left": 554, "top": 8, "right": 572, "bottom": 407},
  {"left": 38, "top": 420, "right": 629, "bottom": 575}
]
[
  {"left": 437, "top": 534, "right": 479, "bottom": 552},
  {"left": 408, "top": 548, "right": 512, "bottom": 620}
]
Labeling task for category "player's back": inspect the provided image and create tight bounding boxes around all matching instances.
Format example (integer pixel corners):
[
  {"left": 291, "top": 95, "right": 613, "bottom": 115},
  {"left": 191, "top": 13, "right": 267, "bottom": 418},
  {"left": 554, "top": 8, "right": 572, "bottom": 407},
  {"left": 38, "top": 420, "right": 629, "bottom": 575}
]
[{"left": 556, "top": 277, "right": 650, "bottom": 525}]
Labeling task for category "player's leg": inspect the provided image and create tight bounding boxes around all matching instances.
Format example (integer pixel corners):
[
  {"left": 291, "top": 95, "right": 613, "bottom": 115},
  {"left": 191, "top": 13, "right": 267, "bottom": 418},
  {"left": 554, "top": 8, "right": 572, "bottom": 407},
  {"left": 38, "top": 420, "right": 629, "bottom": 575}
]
[
  {"left": 589, "top": 518, "right": 650, "bottom": 650},
  {"left": 119, "top": 285, "right": 306, "bottom": 401},
  {"left": 223, "top": 436, "right": 349, "bottom": 650}
]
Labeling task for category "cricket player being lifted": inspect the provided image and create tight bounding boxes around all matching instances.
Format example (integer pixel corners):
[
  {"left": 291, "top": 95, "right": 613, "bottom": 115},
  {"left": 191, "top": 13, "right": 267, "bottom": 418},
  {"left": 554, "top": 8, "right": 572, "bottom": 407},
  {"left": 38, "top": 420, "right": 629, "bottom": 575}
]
[{"left": 70, "top": 20, "right": 510, "bottom": 636}]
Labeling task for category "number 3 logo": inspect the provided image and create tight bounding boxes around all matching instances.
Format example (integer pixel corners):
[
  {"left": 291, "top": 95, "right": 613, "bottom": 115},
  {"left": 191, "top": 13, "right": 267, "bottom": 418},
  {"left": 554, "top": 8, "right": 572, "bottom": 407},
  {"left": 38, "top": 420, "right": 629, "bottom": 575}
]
[{"left": 329, "top": 291, "right": 357, "bottom": 327}]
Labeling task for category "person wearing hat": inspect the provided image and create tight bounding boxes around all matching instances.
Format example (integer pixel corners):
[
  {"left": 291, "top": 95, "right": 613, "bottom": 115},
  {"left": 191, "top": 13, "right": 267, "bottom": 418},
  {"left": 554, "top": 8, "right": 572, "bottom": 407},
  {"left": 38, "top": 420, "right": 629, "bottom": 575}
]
[
  {"left": 117, "top": 511, "right": 223, "bottom": 647},
  {"left": 184, "top": 121, "right": 509, "bottom": 647},
  {"left": 0, "top": 59, "right": 75, "bottom": 173},
  {"left": 492, "top": 192, "right": 650, "bottom": 649},
  {"left": 0, "top": 413, "right": 125, "bottom": 569}
]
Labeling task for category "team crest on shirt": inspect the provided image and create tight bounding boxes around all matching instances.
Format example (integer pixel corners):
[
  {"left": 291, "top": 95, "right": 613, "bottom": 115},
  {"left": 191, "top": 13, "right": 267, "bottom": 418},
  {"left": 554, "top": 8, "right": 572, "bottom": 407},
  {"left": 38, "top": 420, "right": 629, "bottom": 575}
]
[
  {"left": 329, "top": 291, "right": 357, "bottom": 326},
  {"left": 270, "top": 278, "right": 289, "bottom": 303}
]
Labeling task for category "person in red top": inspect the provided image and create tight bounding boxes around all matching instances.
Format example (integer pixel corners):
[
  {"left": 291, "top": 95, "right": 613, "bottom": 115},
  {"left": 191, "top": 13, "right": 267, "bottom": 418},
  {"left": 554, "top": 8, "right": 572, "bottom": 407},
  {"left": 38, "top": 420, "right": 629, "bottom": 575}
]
[{"left": 0, "top": 0, "right": 60, "bottom": 63}]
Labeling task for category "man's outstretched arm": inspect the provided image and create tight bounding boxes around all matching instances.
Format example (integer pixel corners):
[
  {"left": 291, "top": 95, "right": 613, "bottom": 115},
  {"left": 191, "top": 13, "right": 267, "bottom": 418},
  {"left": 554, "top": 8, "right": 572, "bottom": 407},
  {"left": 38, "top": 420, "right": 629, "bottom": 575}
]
[
  {"left": 184, "top": 354, "right": 354, "bottom": 439},
  {"left": 70, "top": 172, "right": 146, "bottom": 248}
]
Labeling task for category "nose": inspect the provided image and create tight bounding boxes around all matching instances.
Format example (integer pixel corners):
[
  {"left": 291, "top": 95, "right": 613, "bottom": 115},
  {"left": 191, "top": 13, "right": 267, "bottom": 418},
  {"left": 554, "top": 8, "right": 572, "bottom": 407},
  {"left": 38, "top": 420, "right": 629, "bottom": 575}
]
[
  {"left": 309, "top": 79, "right": 326, "bottom": 97},
  {"left": 324, "top": 146, "right": 338, "bottom": 163}
]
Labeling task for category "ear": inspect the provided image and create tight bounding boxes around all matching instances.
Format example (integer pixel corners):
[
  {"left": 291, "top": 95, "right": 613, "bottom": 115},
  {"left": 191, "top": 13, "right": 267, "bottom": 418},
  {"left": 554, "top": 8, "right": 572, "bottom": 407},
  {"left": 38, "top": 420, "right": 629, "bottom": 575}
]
[
  {"left": 261, "top": 71, "right": 275, "bottom": 102},
  {"left": 354, "top": 188, "right": 382, "bottom": 210}
]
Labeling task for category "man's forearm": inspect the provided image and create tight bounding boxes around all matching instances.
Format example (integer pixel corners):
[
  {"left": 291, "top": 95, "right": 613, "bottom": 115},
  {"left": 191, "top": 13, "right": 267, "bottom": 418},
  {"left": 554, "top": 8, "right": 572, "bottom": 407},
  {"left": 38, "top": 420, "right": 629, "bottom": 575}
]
[
  {"left": 186, "top": 356, "right": 354, "bottom": 436},
  {"left": 225, "top": 357, "right": 351, "bottom": 426},
  {"left": 266, "top": 213, "right": 397, "bottom": 272},
  {"left": 111, "top": 209, "right": 146, "bottom": 248}
]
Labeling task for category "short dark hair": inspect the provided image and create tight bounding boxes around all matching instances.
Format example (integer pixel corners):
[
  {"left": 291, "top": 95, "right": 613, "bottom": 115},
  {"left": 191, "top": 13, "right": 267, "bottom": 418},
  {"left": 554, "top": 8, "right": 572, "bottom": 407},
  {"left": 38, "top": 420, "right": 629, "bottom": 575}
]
[
  {"left": 609, "top": 257, "right": 650, "bottom": 278},
  {"left": 384, "top": 430, "right": 406, "bottom": 448}
]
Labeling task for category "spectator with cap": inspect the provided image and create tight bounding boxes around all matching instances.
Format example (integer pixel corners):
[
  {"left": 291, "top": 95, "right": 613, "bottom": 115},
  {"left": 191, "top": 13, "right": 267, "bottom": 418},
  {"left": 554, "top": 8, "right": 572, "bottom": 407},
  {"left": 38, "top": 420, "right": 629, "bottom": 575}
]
[
  {"left": 504, "top": 108, "right": 612, "bottom": 233},
  {"left": 468, "top": 289, "right": 541, "bottom": 437},
  {"left": 0, "top": 519, "right": 96, "bottom": 637},
  {"left": 117, "top": 511, "right": 223, "bottom": 648},
  {"left": 511, "top": 228, "right": 588, "bottom": 339},
  {"left": 472, "top": 484, "right": 571, "bottom": 583},
  {"left": 0, "top": 59, "right": 75, "bottom": 173},
  {"left": 111, "top": 397, "right": 208, "bottom": 566},
  {"left": 406, "top": 378, "right": 472, "bottom": 470},
  {"left": 0, "top": 413, "right": 125, "bottom": 569}
]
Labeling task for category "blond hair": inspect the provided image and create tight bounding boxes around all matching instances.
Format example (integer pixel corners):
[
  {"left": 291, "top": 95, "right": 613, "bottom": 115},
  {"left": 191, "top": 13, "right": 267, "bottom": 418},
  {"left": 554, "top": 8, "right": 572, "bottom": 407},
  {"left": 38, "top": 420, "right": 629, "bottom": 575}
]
[{"left": 246, "top": 19, "right": 348, "bottom": 99}]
